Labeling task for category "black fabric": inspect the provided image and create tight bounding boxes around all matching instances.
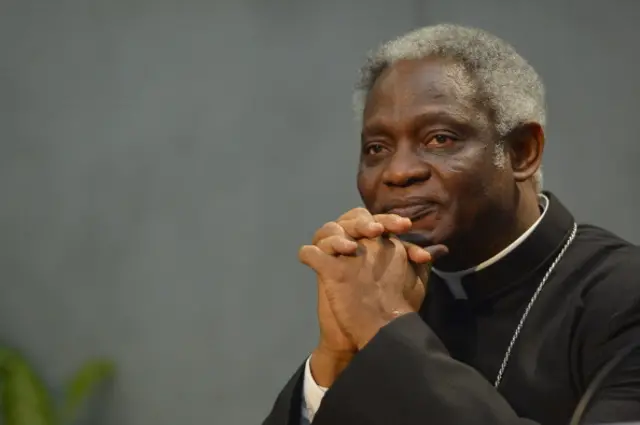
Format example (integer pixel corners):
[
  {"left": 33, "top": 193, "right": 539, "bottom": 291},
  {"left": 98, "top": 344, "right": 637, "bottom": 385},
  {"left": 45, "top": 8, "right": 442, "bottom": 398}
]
[
  {"left": 570, "top": 343, "right": 640, "bottom": 425},
  {"left": 262, "top": 363, "right": 305, "bottom": 425},
  {"left": 262, "top": 192, "right": 640, "bottom": 425}
]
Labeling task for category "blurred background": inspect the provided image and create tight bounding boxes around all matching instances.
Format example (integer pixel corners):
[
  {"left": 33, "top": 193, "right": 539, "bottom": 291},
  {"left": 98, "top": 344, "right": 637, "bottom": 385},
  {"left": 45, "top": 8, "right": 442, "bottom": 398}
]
[{"left": 1, "top": 0, "right": 639, "bottom": 423}]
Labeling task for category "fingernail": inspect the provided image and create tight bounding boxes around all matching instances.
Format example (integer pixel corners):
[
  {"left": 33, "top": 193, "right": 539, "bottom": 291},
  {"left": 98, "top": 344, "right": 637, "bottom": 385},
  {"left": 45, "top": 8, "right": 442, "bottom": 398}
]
[{"left": 422, "top": 250, "right": 432, "bottom": 262}]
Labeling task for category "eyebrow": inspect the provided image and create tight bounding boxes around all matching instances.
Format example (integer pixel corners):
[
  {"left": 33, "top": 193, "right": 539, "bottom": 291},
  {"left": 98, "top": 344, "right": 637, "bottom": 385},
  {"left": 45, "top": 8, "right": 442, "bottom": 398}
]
[
  {"left": 362, "top": 108, "right": 475, "bottom": 137},
  {"left": 412, "top": 110, "right": 474, "bottom": 128}
]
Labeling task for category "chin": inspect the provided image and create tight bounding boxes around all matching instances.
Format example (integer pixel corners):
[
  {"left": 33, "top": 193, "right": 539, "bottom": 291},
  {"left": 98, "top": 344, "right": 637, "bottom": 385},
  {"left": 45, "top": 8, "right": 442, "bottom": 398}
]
[
  {"left": 398, "top": 226, "right": 449, "bottom": 247},
  {"left": 409, "top": 213, "right": 455, "bottom": 245}
]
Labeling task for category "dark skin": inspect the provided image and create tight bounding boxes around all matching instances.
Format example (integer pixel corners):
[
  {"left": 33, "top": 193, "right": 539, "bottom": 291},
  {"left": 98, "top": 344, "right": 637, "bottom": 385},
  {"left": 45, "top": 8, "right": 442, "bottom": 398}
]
[
  {"left": 300, "top": 56, "right": 545, "bottom": 387},
  {"left": 358, "top": 57, "right": 544, "bottom": 270}
]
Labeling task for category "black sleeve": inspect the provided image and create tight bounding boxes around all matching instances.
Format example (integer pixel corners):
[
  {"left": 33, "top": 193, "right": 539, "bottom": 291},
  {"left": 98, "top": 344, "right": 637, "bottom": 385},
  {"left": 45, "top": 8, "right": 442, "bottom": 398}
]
[
  {"left": 262, "top": 363, "right": 305, "bottom": 425},
  {"left": 312, "top": 312, "right": 640, "bottom": 425},
  {"left": 263, "top": 287, "right": 640, "bottom": 425},
  {"left": 579, "top": 291, "right": 640, "bottom": 423},
  {"left": 312, "top": 313, "right": 539, "bottom": 425},
  {"left": 580, "top": 345, "right": 640, "bottom": 423},
  {"left": 575, "top": 250, "right": 640, "bottom": 424}
]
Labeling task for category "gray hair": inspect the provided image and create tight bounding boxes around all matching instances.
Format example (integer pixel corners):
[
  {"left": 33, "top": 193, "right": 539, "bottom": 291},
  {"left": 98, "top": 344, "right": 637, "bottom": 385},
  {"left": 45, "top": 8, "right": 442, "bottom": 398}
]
[{"left": 353, "top": 24, "right": 545, "bottom": 192}]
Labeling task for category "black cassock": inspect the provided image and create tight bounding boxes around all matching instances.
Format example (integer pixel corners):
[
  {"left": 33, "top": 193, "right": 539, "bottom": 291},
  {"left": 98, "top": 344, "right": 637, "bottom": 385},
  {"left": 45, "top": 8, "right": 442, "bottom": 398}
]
[{"left": 263, "top": 193, "right": 640, "bottom": 425}]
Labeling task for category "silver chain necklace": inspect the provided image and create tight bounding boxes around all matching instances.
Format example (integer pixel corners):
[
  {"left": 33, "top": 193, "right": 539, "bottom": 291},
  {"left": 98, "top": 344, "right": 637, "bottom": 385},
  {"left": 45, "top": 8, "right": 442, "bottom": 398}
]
[{"left": 493, "top": 222, "right": 578, "bottom": 388}]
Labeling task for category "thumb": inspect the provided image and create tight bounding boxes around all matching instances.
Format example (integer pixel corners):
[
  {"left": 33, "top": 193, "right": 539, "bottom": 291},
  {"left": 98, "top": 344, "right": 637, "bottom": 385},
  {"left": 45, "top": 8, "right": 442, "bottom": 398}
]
[
  {"left": 395, "top": 233, "right": 449, "bottom": 264},
  {"left": 401, "top": 241, "right": 432, "bottom": 264},
  {"left": 412, "top": 261, "right": 432, "bottom": 286},
  {"left": 410, "top": 244, "right": 447, "bottom": 283},
  {"left": 424, "top": 244, "right": 449, "bottom": 262},
  {"left": 298, "top": 245, "right": 338, "bottom": 274}
]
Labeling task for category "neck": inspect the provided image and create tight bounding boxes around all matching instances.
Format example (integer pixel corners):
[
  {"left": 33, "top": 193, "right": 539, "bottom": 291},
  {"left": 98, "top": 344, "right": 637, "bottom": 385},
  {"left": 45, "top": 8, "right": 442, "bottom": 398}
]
[{"left": 435, "top": 190, "right": 542, "bottom": 272}]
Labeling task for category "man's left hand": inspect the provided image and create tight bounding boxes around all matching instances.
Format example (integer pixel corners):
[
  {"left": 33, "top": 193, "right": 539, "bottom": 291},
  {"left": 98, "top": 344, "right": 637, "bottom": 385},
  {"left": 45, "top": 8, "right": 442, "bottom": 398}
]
[{"left": 300, "top": 235, "right": 445, "bottom": 349}]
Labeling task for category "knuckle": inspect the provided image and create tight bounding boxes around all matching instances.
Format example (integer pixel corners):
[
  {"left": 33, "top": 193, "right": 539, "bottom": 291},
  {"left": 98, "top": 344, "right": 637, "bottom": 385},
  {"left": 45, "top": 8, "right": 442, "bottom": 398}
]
[
  {"left": 356, "top": 215, "right": 374, "bottom": 227},
  {"left": 337, "top": 219, "right": 357, "bottom": 236},
  {"left": 338, "top": 206, "right": 371, "bottom": 221},
  {"left": 313, "top": 221, "right": 341, "bottom": 243},
  {"left": 317, "top": 236, "right": 338, "bottom": 253},
  {"left": 378, "top": 213, "right": 400, "bottom": 222},
  {"left": 320, "top": 221, "right": 339, "bottom": 232},
  {"left": 333, "top": 235, "right": 354, "bottom": 251},
  {"left": 352, "top": 207, "right": 371, "bottom": 217},
  {"left": 298, "top": 245, "right": 313, "bottom": 262}
]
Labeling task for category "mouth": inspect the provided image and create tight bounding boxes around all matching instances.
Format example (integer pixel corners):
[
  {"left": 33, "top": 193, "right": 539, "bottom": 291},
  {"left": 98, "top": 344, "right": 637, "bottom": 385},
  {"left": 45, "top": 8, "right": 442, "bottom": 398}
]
[{"left": 386, "top": 204, "right": 438, "bottom": 222}]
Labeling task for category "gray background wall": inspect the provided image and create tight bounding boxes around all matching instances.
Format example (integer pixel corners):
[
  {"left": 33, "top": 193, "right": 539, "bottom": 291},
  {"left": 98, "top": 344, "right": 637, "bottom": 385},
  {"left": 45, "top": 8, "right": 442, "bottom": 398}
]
[{"left": 0, "top": 1, "right": 638, "bottom": 424}]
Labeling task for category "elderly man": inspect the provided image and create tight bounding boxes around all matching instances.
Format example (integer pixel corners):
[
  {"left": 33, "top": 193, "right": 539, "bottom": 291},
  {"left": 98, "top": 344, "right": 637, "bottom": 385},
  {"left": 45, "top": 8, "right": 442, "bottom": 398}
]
[{"left": 262, "top": 24, "right": 640, "bottom": 425}]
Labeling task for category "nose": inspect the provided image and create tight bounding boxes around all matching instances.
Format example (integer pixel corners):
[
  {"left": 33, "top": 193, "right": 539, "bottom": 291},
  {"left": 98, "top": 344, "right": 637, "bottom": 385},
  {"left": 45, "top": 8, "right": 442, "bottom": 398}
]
[{"left": 382, "top": 147, "right": 431, "bottom": 188}]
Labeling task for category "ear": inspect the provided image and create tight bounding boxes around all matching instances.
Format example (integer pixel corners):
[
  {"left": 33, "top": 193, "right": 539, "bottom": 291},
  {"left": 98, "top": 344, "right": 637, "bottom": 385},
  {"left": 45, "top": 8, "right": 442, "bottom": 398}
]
[{"left": 505, "top": 122, "right": 544, "bottom": 183}]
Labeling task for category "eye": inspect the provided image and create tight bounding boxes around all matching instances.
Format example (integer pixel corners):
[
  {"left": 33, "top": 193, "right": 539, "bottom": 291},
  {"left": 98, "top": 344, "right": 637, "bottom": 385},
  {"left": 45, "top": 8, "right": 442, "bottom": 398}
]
[
  {"left": 426, "top": 134, "right": 457, "bottom": 147},
  {"left": 363, "top": 143, "right": 387, "bottom": 156}
]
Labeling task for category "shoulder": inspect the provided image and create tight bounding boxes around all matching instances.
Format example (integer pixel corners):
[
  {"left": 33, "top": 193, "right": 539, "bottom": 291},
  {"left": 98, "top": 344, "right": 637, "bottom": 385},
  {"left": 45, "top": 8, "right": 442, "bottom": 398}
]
[
  {"left": 573, "top": 224, "right": 640, "bottom": 341},
  {"left": 570, "top": 225, "right": 640, "bottom": 384},
  {"left": 576, "top": 223, "right": 636, "bottom": 252},
  {"left": 574, "top": 224, "right": 639, "bottom": 302},
  {"left": 575, "top": 224, "right": 639, "bottom": 287}
]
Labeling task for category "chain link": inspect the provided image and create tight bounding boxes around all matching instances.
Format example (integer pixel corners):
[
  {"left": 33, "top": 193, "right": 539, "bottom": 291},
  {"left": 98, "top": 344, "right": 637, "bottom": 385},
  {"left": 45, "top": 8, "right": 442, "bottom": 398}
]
[{"left": 494, "top": 222, "right": 578, "bottom": 388}]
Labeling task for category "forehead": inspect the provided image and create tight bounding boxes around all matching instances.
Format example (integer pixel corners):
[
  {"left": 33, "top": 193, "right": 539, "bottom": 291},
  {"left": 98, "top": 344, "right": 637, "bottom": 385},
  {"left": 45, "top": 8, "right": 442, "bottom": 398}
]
[{"left": 363, "top": 57, "right": 485, "bottom": 126}]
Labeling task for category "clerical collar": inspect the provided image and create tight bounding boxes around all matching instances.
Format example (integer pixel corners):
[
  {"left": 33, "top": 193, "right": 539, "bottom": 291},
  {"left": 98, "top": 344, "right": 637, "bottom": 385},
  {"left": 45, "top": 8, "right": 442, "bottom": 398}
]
[{"left": 431, "top": 192, "right": 575, "bottom": 301}]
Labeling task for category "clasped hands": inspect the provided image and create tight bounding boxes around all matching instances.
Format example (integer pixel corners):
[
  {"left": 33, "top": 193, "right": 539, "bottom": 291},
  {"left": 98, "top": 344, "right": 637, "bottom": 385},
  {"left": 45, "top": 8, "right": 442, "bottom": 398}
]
[{"left": 299, "top": 208, "right": 448, "bottom": 386}]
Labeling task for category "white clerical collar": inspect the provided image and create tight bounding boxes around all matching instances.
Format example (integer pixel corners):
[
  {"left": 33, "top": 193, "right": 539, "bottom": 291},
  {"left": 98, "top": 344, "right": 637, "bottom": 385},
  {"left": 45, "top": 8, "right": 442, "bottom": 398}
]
[{"left": 432, "top": 194, "right": 550, "bottom": 299}]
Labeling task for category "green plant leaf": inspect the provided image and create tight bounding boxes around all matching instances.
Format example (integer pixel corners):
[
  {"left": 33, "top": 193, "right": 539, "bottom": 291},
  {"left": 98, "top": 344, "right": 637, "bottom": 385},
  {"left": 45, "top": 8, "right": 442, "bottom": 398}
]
[
  {"left": 0, "top": 350, "right": 56, "bottom": 425},
  {"left": 59, "top": 359, "right": 114, "bottom": 425},
  {"left": 0, "top": 348, "right": 16, "bottom": 369}
]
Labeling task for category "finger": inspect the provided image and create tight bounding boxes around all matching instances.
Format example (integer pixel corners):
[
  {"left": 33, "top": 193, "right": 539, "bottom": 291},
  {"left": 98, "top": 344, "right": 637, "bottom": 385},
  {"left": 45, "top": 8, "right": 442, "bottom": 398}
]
[
  {"left": 372, "top": 214, "right": 413, "bottom": 234},
  {"left": 401, "top": 241, "right": 432, "bottom": 264},
  {"left": 338, "top": 214, "right": 413, "bottom": 239},
  {"left": 338, "top": 217, "right": 385, "bottom": 239},
  {"left": 316, "top": 235, "right": 358, "bottom": 256},
  {"left": 388, "top": 237, "right": 409, "bottom": 262},
  {"left": 413, "top": 261, "right": 433, "bottom": 285},
  {"left": 298, "top": 245, "right": 336, "bottom": 272},
  {"left": 389, "top": 238, "right": 432, "bottom": 283},
  {"left": 424, "top": 244, "right": 449, "bottom": 262},
  {"left": 395, "top": 233, "right": 449, "bottom": 263},
  {"left": 312, "top": 221, "right": 347, "bottom": 245},
  {"left": 337, "top": 207, "right": 372, "bottom": 221}
]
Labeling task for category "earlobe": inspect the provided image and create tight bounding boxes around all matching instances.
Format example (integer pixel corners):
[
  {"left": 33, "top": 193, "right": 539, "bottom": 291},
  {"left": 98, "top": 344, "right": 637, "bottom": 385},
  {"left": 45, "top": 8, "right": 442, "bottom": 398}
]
[{"left": 507, "top": 122, "right": 545, "bottom": 183}]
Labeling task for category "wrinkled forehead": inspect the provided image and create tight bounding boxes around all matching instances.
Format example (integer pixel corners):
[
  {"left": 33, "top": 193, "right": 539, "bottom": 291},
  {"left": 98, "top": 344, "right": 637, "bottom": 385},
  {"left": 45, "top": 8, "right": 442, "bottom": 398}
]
[{"left": 363, "top": 57, "right": 484, "bottom": 123}]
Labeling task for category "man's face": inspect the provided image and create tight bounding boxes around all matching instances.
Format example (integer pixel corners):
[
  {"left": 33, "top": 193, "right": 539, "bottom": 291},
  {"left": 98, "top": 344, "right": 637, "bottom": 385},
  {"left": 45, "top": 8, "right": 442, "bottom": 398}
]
[{"left": 357, "top": 57, "right": 514, "bottom": 248}]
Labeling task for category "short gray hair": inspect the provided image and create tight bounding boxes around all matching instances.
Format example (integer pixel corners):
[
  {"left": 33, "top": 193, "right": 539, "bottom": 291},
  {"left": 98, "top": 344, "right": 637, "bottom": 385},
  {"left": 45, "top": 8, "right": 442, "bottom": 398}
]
[{"left": 353, "top": 24, "right": 545, "bottom": 192}]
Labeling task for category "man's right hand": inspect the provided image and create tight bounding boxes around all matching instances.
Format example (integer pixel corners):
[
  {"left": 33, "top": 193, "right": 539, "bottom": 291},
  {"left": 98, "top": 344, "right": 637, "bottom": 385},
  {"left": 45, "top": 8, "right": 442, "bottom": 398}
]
[{"left": 307, "top": 207, "right": 432, "bottom": 387}]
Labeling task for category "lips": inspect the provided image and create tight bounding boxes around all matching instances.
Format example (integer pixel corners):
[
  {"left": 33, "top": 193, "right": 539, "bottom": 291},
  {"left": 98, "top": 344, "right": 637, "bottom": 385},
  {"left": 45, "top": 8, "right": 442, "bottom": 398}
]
[{"left": 386, "top": 204, "right": 437, "bottom": 222}]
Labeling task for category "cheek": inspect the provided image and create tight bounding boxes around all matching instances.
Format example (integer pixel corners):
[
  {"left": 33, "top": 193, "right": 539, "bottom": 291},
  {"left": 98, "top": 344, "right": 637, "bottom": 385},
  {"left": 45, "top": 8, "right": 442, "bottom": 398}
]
[
  {"left": 356, "top": 168, "right": 378, "bottom": 208},
  {"left": 432, "top": 152, "right": 499, "bottom": 230},
  {"left": 435, "top": 147, "right": 492, "bottom": 197}
]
